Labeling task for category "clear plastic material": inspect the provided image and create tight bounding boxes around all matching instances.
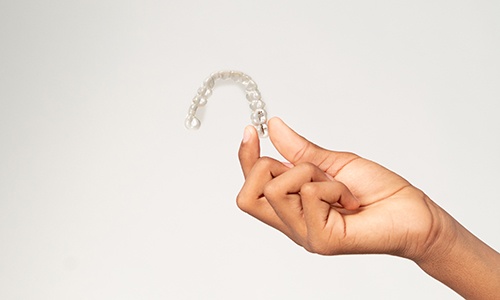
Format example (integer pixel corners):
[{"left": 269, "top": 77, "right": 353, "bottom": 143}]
[{"left": 184, "top": 70, "right": 269, "bottom": 138}]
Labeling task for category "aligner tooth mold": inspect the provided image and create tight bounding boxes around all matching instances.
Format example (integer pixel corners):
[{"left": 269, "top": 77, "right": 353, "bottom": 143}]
[{"left": 185, "top": 71, "right": 269, "bottom": 138}]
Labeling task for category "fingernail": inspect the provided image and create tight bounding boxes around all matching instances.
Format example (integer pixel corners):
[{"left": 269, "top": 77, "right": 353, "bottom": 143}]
[{"left": 242, "top": 126, "right": 252, "bottom": 143}]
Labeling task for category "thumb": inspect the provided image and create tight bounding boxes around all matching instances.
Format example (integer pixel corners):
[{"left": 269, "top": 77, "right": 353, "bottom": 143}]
[{"left": 268, "top": 117, "right": 357, "bottom": 174}]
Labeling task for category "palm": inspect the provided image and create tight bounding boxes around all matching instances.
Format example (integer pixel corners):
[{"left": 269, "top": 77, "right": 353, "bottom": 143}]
[{"left": 325, "top": 155, "right": 434, "bottom": 257}]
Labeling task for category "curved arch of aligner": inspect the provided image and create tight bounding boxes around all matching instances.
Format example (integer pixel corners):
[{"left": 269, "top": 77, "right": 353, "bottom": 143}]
[{"left": 184, "top": 70, "right": 269, "bottom": 138}]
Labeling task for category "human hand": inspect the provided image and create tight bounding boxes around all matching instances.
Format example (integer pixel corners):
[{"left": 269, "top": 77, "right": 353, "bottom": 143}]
[
  {"left": 237, "top": 117, "right": 446, "bottom": 261},
  {"left": 236, "top": 117, "right": 500, "bottom": 299}
]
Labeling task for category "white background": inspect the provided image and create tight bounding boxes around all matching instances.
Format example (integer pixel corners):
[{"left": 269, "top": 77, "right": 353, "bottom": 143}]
[{"left": 1, "top": 1, "right": 499, "bottom": 299}]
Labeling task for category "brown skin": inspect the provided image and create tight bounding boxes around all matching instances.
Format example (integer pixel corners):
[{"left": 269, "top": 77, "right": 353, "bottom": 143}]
[{"left": 237, "top": 117, "right": 500, "bottom": 299}]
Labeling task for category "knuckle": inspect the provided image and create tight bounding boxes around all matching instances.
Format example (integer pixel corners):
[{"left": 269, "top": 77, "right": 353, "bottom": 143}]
[
  {"left": 235, "top": 192, "right": 252, "bottom": 213},
  {"left": 302, "top": 240, "right": 317, "bottom": 253},
  {"left": 296, "top": 162, "right": 317, "bottom": 173},
  {"left": 263, "top": 181, "right": 281, "bottom": 200},
  {"left": 258, "top": 156, "right": 275, "bottom": 166},
  {"left": 304, "top": 236, "right": 331, "bottom": 256},
  {"left": 254, "top": 156, "right": 275, "bottom": 171},
  {"left": 300, "top": 182, "right": 319, "bottom": 197}
]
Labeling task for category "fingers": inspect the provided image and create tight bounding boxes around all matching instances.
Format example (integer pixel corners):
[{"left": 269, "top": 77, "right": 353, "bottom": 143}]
[
  {"left": 268, "top": 117, "right": 329, "bottom": 165},
  {"left": 297, "top": 180, "right": 361, "bottom": 255},
  {"left": 302, "top": 180, "right": 360, "bottom": 211},
  {"left": 263, "top": 163, "right": 329, "bottom": 239},
  {"left": 237, "top": 121, "right": 362, "bottom": 253},
  {"left": 262, "top": 162, "right": 360, "bottom": 250},
  {"left": 301, "top": 181, "right": 360, "bottom": 233},
  {"left": 238, "top": 126, "right": 260, "bottom": 178},
  {"left": 268, "top": 117, "right": 359, "bottom": 176},
  {"left": 236, "top": 157, "right": 291, "bottom": 235}
]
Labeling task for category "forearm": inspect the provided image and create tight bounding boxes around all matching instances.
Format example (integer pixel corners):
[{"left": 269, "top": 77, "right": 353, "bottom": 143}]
[{"left": 417, "top": 210, "right": 500, "bottom": 299}]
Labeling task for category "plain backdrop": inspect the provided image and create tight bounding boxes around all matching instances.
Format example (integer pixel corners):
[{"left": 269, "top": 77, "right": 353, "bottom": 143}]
[{"left": 1, "top": 1, "right": 499, "bottom": 299}]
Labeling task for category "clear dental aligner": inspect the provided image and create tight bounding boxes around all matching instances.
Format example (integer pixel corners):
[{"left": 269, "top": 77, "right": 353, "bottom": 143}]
[{"left": 184, "top": 71, "right": 269, "bottom": 138}]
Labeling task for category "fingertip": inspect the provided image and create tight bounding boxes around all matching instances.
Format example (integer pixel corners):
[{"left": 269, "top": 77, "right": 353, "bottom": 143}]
[
  {"left": 268, "top": 116, "right": 283, "bottom": 127},
  {"left": 268, "top": 117, "right": 313, "bottom": 164},
  {"left": 268, "top": 116, "right": 293, "bottom": 143},
  {"left": 334, "top": 180, "right": 361, "bottom": 210},
  {"left": 240, "top": 126, "right": 258, "bottom": 155},
  {"left": 268, "top": 116, "right": 287, "bottom": 137},
  {"left": 343, "top": 194, "right": 361, "bottom": 210},
  {"left": 242, "top": 125, "right": 255, "bottom": 143},
  {"left": 239, "top": 125, "right": 260, "bottom": 178}
]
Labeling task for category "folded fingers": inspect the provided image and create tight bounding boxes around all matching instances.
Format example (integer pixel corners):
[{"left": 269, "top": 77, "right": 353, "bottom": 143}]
[
  {"left": 238, "top": 159, "right": 360, "bottom": 253},
  {"left": 236, "top": 157, "right": 292, "bottom": 236},
  {"left": 263, "top": 162, "right": 329, "bottom": 241}
]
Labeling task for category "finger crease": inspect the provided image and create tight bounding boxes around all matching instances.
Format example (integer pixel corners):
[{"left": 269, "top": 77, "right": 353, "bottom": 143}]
[
  {"left": 292, "top": 142, "right": 311, "bottom": 163},
  {"left": 373, "top": 184, "right": 412, "bottom": 203},
  {"left": 329, "top": 156, "right": 362, "bottom": 177}
]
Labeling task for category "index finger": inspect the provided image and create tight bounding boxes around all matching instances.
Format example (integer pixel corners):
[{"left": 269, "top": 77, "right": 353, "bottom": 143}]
[{"left": 238, "top": 126, "right": 260, "bottom": 178}]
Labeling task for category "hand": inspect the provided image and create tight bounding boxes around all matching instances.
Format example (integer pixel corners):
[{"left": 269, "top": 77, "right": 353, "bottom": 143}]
[
  {"left": 236, "top": 117, "right": 500, "bottom": 299},
  {"left": 237, "top": 117, "right": 446, "bottom": 260}
]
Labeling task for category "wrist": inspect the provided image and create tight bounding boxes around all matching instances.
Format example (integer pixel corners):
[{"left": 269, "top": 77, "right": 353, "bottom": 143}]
[
  {"left": 410, "top": 196, "right": 459, "bottom": 264},
  {"left": 412, "top": 199, "right": 500, "bottom": 299},
  {"left": 391, "top": 192, "right": 456, "bottom": 263}
]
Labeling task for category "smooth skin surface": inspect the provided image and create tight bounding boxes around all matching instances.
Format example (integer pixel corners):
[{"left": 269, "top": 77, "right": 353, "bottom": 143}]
[{"left": 237, "top": 117, "right": 500, "bottom": 299}]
